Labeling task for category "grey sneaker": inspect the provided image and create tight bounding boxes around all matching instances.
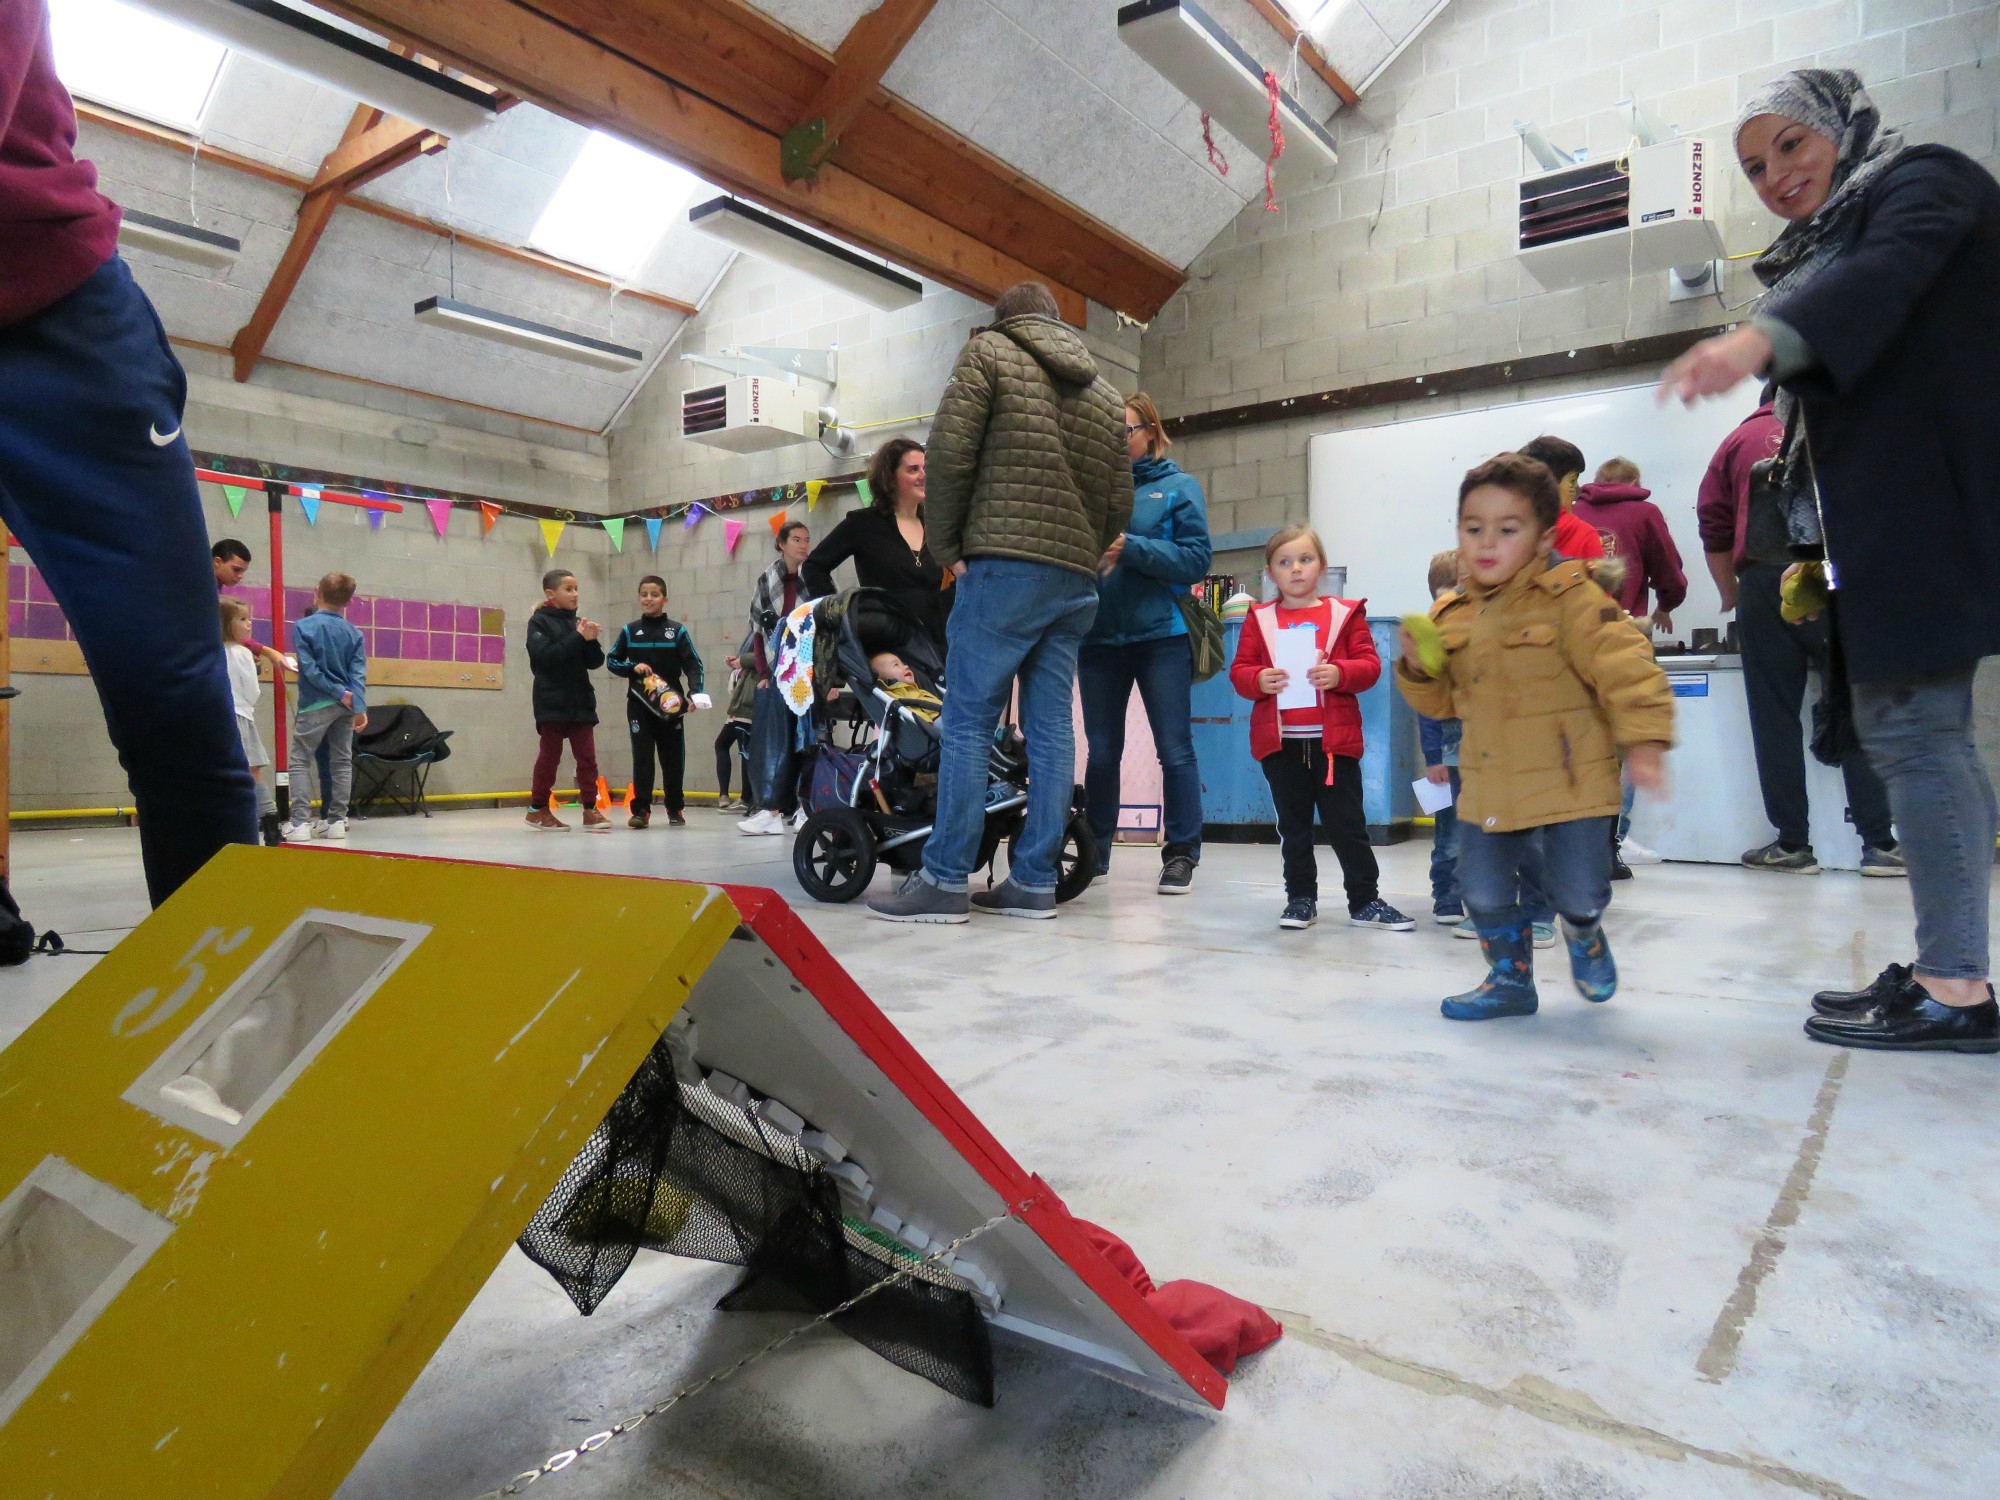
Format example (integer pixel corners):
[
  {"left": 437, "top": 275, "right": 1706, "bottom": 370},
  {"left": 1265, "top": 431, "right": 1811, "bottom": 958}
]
[
  {"left": 867, "top": 874, "right": 969, "bottom": 924},
  {"left": 1452, "top": 915, "right": 1480, "bottom": 939},
  {"left": 971, "top": 877, "right": 1056, "bottom": 920},
  {"left": 1860, "top": 844, "right": 1908, "bottom": 878},
  {"left": 1742, "top": 840, "right": 1821, "bottom": 874},
  {"left": 1157, "top": 855, "right": 1196, "bottom": 894},
  {"left": 1350, "top": 898, "right": 1415, "bottom": 931},
  {"left": 1531, "top": 920, "right": 1557, "bottom": 950},
  {"left": 1279, "top": 897, "right": 1317, "bottom": 930}
]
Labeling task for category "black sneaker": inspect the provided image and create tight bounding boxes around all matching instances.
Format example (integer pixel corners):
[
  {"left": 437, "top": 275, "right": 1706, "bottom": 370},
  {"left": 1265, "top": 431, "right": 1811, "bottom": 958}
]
[
  {"left": 1610, "top": 851, "right": 1634, "bottom": 881},
  {"left": 667, "top": 811, "right": 686, "bottom": 827},
  {"left": 1279, "top": 898, "right": 1317, "bottom": 930},
  {"left": 1741, "top": 840, "right": 1820, "bottom": 874},
  {"left": 1813, "top": 962, "right": 1914, "bottom": 1016},
  {"left": 1350, "top": 898, "right": 1415, "bottom": 931},
  {"left": 1860, "top": 844, "right": 1907, "bottom": 877},
  {"left": 1158, "top": 855, "right": 1196, "bottom": 895}
]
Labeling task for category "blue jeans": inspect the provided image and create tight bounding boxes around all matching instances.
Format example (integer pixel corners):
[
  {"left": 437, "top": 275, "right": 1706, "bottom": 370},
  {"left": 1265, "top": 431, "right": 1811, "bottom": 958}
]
[
  {"left": 1458, "top": 817, "right": 1612, "bottom": 930},
  {"left": 923, "top": 558, "right": 1097, "bottom": 894},
  {"left": 1852, "top": 669, "right": 1994, "bottom": 980},
  {"left": 289, "top": 704, "right": 354, "bottom": 824},
  {"left": 1078, "top": 634, "right": 1202, "bottom": 863},
  {"left": 0, "top": 259, "right": 255, "bottom": 903},
  {"left": 1429, "top": 768, "right": 1461, "bottom": 906},
  {"left": 749, "top": 682, "right": 802, "bottom": 816}
]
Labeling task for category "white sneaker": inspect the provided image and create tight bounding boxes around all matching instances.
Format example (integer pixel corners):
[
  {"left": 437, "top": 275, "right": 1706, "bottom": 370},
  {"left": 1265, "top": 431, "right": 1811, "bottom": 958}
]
[
  {"left": 280, "top": 822, "right": 313, "bottom": 844},
  {"left": 737, "top": 809, "right": 780, "bottom": 835},
  {"left": 788, "top": 810, "right": 808, "bottom": 833},
  {"left": 320, "top": 819, "right": 348, "bottom": 841},
  {"left": 1619, "top": 838, "right": 1663, "bottom": 865}
]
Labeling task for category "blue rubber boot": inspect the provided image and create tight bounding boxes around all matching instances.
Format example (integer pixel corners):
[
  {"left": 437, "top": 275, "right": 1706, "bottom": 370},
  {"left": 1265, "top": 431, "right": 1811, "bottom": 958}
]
[
  {"left": 1562, "top": 917, "right": 1618, "bottom": 1002},
  {"left": 1441, "top": 922, "right": 1539, "bottom": 1020}
]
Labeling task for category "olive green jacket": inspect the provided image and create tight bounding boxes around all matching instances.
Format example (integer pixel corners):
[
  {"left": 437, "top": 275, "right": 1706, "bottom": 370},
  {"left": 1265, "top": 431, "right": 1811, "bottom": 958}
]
[{"left": 923, "top": 315, "right": 1133, "bottom": 577}]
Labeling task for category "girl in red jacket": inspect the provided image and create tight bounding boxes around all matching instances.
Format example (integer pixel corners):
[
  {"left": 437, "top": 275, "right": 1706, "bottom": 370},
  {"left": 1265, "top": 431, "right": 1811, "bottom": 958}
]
[{"left": 1231, "top": 526, "right": 1415, "bottom": 933}]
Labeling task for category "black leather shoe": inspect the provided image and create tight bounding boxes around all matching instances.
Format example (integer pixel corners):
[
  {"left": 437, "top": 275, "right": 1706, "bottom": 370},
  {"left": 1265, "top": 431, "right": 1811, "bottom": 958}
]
[
  {"left": 1805, "top": 991, "right": 2000, "bottom": 1052},
  {"left": 1812, "top": 962, "right": 1914, "bottom": 1016},
  {"left": 1610, "top": 852, "right": 1633, "bottom": 881}
]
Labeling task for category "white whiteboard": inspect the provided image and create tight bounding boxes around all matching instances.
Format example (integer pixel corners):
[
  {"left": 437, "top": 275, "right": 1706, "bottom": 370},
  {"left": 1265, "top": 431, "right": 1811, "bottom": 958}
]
[{"left": 1308, "top": 380, "right": 1759, "bottom": 635}]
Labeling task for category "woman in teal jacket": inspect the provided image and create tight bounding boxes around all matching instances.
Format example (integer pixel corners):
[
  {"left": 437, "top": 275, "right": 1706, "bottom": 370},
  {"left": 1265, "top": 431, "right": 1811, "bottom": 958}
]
[{"left": 1079, "top": 393, "right": 1213, "bottom": 893}]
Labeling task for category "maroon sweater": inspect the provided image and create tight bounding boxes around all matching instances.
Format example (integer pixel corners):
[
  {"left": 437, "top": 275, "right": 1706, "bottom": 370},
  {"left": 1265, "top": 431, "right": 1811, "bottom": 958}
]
[
  {"left": 1695, "top": 403, "right": 1783, "bottom": 574},
  {"left": 1572, "top": 482, "right": 1688, "bottom": 617},
  {"left": 1, "top": 0, "right": 120, "bottom": 328}
]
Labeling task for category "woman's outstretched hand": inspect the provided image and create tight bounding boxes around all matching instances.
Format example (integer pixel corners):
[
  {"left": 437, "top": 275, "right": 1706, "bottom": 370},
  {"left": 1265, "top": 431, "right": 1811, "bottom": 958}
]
[{"left": 1658, "top": 326, "right": 1773, "bottom": 406}]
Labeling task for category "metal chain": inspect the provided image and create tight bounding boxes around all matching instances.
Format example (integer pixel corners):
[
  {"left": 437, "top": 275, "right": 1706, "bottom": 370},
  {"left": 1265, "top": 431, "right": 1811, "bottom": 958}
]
[{"left": 468, "top": 1203, "right": 1024, "bottom": 1500}]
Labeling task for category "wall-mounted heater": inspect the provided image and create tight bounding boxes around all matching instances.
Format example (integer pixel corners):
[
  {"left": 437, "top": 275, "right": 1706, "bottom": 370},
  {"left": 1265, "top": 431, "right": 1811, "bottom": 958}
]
[
  {"left": 687, "top": 197, "right": 923, "bottom": 312},
  {"left": 1117, "top": 0, "right": 1339, "bottom": 190},
  {"left": 133, "top": 0, "right": 498, "bottom": 137},
  {"left": 1516, "top": 137, "right": 1724, "bottom": 291},
  {"left": 117, "top": 208, "right": 240, "bottom": 269},
  {"left": 413, "top": 297, "right": 643, "bottom": 371},
  {"left": 681, "top": 377, "right": 817, "bottom": 453}
]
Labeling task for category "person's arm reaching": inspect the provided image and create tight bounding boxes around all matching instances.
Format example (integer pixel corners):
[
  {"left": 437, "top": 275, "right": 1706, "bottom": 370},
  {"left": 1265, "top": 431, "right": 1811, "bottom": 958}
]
[{"left": 1646, "top": 508, "right": 1687, "bottom": 616}]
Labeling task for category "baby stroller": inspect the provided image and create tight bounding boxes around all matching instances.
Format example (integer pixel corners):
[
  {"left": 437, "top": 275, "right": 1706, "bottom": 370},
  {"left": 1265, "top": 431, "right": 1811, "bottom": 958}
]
[{"left": 789, "top": 587, "right": 1096, "bottom": 905}]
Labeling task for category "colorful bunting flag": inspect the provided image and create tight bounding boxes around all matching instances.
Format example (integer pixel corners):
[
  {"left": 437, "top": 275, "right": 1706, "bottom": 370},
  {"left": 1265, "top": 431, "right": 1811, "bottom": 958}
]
[
  {"left": 479, "top": 501, "right": 502, "bottom": 534},
  {"left": 222, "top": 484, "right": 247, "bottom": 518},
  {"left": 298, "top": 490, "right": 321, "bottom": 526},
  {"left": 854, "top": 478, "right": 873, "bottom": 508},
  {"left": 426, "top": 498, "right": 452, "bottom": 538},
  {"left": 367, "top": 509, "right": 385, "bottom": 532},
  {"left": 805, "top": 479, "right": 825, "bottom": 511},
  {"left": 603, "top": 516, "right": 625, "bottom": 552},
  {"left": 539, "top": 518, "right": 564, "bottom": 557},
  {"left": 645, "top": 516, "right": 663, "bottom": 550},
  {"left": 766, "top": 511, "right": 787, "bottom": 539},
  {"left": 723, "top": 518, "right": 744, "bottom": 556},
  {"left": 684, "top": 502, "right": 706, "bottom": 531}
]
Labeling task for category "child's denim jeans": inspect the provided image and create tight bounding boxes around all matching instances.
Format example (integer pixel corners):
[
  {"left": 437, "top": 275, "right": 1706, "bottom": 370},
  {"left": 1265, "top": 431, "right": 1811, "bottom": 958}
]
[{"left": 1458, "top": 817, "right": 1615, "bottom": 930}]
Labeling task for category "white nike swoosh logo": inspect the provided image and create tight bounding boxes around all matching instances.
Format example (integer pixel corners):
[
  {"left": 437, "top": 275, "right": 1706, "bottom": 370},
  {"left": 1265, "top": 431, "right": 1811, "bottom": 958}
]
[{"left": 148, "top": 423, "right": 181, "bottom": 446}]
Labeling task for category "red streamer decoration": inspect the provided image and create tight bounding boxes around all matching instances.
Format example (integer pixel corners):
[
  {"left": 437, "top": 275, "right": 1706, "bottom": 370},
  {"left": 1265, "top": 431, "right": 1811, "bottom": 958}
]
[
  {"left": 1262, "top": 70, "right": 1286, "bottom": 212},
  {"left": 1200, "top": 111, "right": 1229, "bottom": 177}
]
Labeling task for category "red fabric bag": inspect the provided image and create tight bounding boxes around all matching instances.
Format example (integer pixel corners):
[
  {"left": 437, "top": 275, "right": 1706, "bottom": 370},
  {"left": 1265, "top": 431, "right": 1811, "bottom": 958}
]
[{"left": 1076, "top": 1220, "right": 1282, "bottom": 1376}]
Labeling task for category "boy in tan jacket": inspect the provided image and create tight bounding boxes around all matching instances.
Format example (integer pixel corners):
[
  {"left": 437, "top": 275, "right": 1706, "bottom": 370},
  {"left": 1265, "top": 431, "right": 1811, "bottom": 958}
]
[{"left": 1398, "top": 454, "right": 1674, "bottom": 1021}]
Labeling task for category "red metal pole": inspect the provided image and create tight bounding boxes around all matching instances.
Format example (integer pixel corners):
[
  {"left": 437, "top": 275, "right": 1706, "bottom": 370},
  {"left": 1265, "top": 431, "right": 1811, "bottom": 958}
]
[{"left": 265, "top": 480, "right": 290, "bottom": 824}]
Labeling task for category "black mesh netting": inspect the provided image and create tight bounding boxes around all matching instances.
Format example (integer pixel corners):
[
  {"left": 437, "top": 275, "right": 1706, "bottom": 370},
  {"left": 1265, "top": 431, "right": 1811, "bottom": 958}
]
[{"left": 517, "top": 1034, "right": 996, "bottom": 1406}]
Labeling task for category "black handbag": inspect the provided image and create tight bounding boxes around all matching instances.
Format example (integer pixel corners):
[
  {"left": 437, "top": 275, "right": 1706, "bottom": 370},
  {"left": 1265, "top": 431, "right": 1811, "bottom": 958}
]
[{"left": 1809, "top": 601, "right": 1862, "bottom": 768}]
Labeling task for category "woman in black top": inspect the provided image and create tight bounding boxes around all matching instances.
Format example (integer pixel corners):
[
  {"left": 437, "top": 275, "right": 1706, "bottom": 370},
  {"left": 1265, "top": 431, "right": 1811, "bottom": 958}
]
[{"left": 802, "top": 438, "right": 951, "bottom": 650}]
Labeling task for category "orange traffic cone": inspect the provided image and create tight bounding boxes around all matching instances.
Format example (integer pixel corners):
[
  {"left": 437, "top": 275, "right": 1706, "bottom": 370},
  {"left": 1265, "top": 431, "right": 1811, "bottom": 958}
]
[
  {"left": 622, "top": 781, "right": 635, "bottom": 811},
  {"left": 596, "top": 775, "right": 613, "bottom": 811}
]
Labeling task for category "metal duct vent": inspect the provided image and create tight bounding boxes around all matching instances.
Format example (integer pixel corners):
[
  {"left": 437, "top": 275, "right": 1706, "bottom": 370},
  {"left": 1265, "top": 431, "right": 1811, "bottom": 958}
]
[
  {"left": 682, "top": 385, "right": 729, "bottom": 438},
  {"left": 1518, "top": 160, "right": 1632, "bottom": 251}
]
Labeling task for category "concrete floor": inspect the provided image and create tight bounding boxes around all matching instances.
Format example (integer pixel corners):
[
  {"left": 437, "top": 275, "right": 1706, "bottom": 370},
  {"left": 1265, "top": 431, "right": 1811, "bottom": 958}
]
[{"left": 3, "top": 809, "right": 1996, "bottom": 1500}]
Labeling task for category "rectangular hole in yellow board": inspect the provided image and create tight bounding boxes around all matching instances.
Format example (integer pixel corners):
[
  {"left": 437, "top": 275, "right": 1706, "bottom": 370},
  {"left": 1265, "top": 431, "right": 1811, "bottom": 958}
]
[
  {"left": 0, "top": 1157, "right": 175, "bottom": 1428},
  {"left": 125, "top": 911, "right": 430, "bottom": 1146}
]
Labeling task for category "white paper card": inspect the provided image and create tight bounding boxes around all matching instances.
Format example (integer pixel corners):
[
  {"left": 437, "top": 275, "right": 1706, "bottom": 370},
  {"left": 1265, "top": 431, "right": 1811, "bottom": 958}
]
[
  {"left": 1273, "top": 628, "right": 1321, "bottom": 712},
  {"left": 1412, "top": 776, "right": 1455, "bottom": 816}
]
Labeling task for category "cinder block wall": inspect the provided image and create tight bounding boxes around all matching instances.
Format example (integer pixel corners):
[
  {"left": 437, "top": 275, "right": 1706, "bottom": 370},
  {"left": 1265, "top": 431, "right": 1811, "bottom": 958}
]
[{"left": 8, "top": 345, "right": 617, "bottom": 812}]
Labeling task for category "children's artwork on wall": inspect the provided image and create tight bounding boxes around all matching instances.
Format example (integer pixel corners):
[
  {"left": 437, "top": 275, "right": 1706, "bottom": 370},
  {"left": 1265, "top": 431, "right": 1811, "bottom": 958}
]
[{"left": 5, "top": 562, "right": 507, "bottom": 691}]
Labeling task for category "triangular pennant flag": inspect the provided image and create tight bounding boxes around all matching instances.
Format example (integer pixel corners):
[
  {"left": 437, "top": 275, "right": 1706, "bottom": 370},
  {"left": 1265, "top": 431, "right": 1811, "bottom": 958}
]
[
  {"left": 479, "top": 502, "right": 502, "bottom": 534},
  {"left": 805, "top": 479, "right": 825, "bottom": 511},
  {"left": 767, "top": 511, "right": 787, "bottom": 539},
  {"left": 367, "top": 509, "right": 385, "bottom": 532},
  {"left": 223, "top": 484, "right": 247, "bottom": 518},
  {"left": 539, "top": 518, "right": 565, "bottom": 557},
  {"left": 298, "top": 490, "right": 321, "bottom": 526},
  {"left": 603, "top": 516, "right": 625, "bottom": 552},
  {"left": 426, "top": 499, "right": 452, "bottom": 538},
  {"left": 684, "top": 503, "right": 705, "bottom": 532},
  {"left": 723, "top": 518, "right": 744, "bottom": 556},
  {"left": 854, "top": 478, "right": 872, "bottom": 508},
  {"left": 645, "top": 516, "right": 663, "bottom": 550}
]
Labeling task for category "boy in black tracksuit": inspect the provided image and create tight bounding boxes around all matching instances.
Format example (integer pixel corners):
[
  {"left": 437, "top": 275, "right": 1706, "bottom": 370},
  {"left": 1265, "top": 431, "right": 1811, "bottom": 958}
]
[
  {"left": 525, "top": 567, "right": 607, "bottom": 831},
  {"left": 607, "top": 574, "right": 705, "bottom": 827}
]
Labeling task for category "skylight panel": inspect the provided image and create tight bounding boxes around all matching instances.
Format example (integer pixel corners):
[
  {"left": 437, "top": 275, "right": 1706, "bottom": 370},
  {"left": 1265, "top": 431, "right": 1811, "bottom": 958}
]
[
  {"left": 529, "top": 131, "right": 699, "bottom": 281},
  {"left": 1274, "top": 0, "right": 1343, "bottom": 28},
  {"left": 49, "top": 0, "right": 228, "bottom": 133}
]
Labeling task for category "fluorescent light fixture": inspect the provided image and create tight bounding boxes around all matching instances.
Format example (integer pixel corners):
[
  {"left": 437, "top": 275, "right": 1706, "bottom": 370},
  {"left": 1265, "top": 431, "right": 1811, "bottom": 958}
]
[
  {"left": 117, "top": 208, "right": 241, "bottom": 268},
  {"left": 50, "top": 0, "right": 228, "bottom": 131},
  {"left": 1118, "top": 0, "right": 1340, "bottom": 190},
  {"left": 687, "top": 197, "right": 923, "bottom": 312},
  {"left": 413, "top": 297, "right": 643, "bottom": 371},
  {"left": 528, "top": 131, "right": 699, "bottom": 280},
  {"left": 128, "top": 0, "right": 496, "bottom": 137}
]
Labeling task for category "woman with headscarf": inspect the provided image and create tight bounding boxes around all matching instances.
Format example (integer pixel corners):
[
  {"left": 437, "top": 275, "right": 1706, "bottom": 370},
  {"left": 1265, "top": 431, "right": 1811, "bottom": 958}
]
[{"left": 1662, "top": 70, "right": 2000, "bottom": 1054}]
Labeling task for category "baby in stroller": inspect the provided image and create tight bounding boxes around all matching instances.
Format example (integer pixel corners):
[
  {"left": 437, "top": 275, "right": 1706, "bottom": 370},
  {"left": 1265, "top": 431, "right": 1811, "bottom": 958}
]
[{"left": 868, "top": 650, "right": 942, "bottom": 723}]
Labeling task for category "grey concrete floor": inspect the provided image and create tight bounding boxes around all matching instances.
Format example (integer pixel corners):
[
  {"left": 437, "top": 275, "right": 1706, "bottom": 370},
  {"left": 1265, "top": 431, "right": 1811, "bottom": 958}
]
[{"left": 3, "top": 809, "right": 1995, "bottom": 1500}]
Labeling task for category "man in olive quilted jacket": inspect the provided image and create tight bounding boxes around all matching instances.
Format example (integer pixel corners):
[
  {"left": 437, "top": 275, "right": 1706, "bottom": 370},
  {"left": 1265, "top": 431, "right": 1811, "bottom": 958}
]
[{"left": 869, "top": 282, "right": 1134, "bottom": 923}]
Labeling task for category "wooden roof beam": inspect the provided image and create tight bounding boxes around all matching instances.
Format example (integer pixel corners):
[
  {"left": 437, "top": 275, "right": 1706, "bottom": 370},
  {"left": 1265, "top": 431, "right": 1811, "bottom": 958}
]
[
  {"left": 781, "top": 0, "right": 938, "bottom": 181},
  {"left": 1242, "top": 0, "right": 1360, "bottom": 108}
]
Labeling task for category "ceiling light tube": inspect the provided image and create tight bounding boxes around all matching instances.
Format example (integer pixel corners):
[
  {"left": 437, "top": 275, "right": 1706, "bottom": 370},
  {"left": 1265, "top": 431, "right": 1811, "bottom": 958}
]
[
  {"left": 687, "top": 197, "right": 924, "bottom": 312},
  {"left": 412, "top": 297, "right": 643, "bottom": 371},
  {"left": 117, "top": 208, "right": 241, "bottom": 269},
  {"left": 131, "top": 0, "right": 497, "bottom": 137}
]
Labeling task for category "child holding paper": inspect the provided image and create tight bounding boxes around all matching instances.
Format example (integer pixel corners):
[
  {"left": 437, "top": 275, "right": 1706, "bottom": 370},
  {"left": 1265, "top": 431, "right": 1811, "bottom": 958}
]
[{"left": 1229, "top": 525, "right": 1414, "bottom": 934}]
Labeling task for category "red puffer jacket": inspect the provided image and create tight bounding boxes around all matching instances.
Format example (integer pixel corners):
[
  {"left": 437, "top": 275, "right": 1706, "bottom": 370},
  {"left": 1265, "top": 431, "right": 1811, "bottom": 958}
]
[{"left": 1228, "top": 597, "right": 1379, "bottom": 765}]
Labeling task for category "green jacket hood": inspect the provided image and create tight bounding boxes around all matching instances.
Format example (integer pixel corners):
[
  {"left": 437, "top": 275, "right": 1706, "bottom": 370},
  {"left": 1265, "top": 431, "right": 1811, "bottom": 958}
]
[{"left": 994, "top": 314, "right": 1097, "bottom": 387}]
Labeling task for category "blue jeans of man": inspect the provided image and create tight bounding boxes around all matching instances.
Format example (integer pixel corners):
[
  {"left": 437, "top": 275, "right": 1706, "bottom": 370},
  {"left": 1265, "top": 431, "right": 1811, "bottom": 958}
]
[
  {"left": 1078, "top": 633, "right": 1202, "bottom": 864},
  {"left": 1458, "top": 817, "right": 1611, "bottom": 930},
  {"left": 749, "top": 681, "right": 801, "bottom": 816},
  {"left": 1852, "top": 669, "right": 1995, "bottom": 980},
  {"left": 0, "top": 259, "right": 255, "bottom": 904},
  {"left": 922, "top": 558, "right": 1098, "bottom": 894}
]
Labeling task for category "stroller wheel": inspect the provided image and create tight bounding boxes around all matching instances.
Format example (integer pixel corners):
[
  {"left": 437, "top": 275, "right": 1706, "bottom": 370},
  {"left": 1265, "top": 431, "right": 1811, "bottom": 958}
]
[
  {"left": 794, "top": 806, "right": 879, "bottom": 904},
  {"left": 1008, "top": 809, "right": 1098, "bottom": 905}
]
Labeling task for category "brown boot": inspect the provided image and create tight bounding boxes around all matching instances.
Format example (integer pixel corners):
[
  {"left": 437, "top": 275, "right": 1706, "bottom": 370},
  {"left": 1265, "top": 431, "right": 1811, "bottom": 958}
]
[
  {"left": 526, "top": 808, "right": 569, "bottom": 831},
  {"left": 581, "top": 807, "right": 612, "bottom": 833},
  {"left": 628, "top": 809, "right": 651, "bottom": 829}
]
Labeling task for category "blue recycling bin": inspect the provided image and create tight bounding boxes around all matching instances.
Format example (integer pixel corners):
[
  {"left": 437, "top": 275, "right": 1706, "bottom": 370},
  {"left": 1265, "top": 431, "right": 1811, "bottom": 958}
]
[{"left": 1189, "top": 615, "right": 1416, "bottom": 842}]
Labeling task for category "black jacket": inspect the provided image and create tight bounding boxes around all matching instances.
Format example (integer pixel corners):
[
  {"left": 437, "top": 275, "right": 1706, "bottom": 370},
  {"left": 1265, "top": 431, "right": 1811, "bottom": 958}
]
[
  {"left": 525, "top": 603, "right": 604, "bottom": 726},
  {"left": 1776, "top": 146, "right": 2000, "bottom": 682},
  {"left": 802, "top": 507, "right": 952, "bottom": 647},
  {"left": 607, "top": 614, "right": 704, "bottom": 707}
]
